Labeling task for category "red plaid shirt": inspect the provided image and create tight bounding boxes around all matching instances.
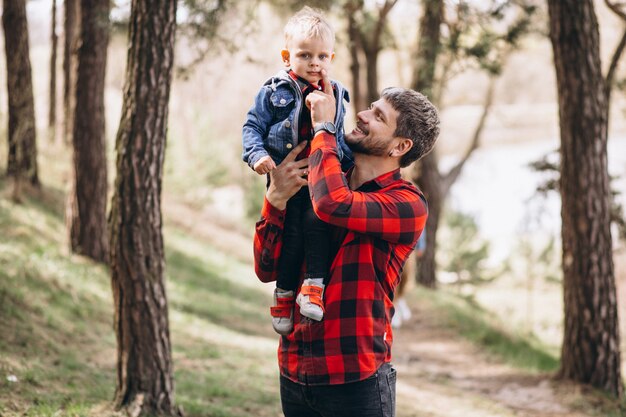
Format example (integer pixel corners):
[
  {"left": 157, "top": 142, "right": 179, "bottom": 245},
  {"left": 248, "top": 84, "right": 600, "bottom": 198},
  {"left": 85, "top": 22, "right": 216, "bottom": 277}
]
[
  {"left": 288, "top": 69, "right": 318, "bottom": 144},
  {"left": 253, "top": 131, "right": 427, "bottom": 385}
]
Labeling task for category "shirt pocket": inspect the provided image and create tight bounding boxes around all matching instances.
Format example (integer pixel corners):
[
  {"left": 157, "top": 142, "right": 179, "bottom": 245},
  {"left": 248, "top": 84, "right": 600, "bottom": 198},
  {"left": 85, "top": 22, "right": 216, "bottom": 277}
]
[{"left": 270, "top": 90, "right": 295, "bottom": 120}]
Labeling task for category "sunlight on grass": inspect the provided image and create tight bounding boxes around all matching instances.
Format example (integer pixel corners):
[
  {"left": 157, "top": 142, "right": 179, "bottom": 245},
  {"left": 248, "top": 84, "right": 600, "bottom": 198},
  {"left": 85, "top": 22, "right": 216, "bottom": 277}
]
[
  {"left": 0, "top": 183, "right": 282, "bottom": 417},
  {"left": 412, "top": 286, "right": 559, "bottom": 372},
  {"left": 165, "top": 227, "right": 263, "bottom": 292},
  {"left": 171, "top": 309, "right": 277, "bottom": 354}
]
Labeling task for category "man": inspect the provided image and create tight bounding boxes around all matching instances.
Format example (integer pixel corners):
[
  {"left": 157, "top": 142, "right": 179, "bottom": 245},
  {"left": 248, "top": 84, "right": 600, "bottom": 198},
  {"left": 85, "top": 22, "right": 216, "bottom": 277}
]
[
  {"left": 253, "top": 70, "right": 439, "bottom": 417},
  {"left": 392, "top": 231, "right": 426, "bottom": 329}
]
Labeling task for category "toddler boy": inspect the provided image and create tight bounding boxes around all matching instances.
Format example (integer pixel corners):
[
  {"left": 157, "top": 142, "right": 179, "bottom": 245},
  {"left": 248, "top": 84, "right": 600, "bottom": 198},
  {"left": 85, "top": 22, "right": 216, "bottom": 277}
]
[{"left": 242, "top": 7, "right": 352, "bottom": 335}]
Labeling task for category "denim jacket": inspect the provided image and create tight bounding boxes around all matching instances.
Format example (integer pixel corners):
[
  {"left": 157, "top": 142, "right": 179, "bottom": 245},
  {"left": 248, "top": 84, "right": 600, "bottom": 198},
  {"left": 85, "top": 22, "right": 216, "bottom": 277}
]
[{"left": 242, "top": 70, "right": 354, "bottom": 172}]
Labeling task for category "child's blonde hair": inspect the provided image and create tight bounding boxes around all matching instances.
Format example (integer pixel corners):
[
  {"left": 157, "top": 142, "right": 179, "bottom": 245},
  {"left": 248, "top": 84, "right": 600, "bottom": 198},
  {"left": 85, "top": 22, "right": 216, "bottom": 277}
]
[{"left": 284, "top": 7, "right": 335, "bottom": 48}]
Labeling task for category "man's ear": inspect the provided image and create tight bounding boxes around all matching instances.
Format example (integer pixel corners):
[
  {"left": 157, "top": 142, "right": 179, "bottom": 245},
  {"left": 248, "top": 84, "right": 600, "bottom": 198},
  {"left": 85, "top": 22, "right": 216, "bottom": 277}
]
[
  {"left": 281, "top": 49, "right": 290, "bottom": 67},
  {"left": 390, "top": 138, "right": 413, "bottom": 158}
]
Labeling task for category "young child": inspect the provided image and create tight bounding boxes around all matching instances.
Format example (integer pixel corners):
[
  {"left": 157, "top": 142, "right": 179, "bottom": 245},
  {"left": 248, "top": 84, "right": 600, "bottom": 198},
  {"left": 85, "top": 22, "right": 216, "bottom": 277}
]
[{"left": 242, "top": 7, "right": 353, "bottom": 335}]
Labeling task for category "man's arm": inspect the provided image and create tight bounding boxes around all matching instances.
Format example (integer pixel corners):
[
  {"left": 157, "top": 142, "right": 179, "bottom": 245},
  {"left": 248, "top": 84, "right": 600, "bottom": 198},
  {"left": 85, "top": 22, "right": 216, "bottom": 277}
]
[
  {"left": 308, "top": 133, "right": 427, "bottom": 245},
  {"left": 305, "top": 71, "right": 427, "bottom": 245},
  {"left": 253, "top": 141, "right": 309, "bottom": 283}
]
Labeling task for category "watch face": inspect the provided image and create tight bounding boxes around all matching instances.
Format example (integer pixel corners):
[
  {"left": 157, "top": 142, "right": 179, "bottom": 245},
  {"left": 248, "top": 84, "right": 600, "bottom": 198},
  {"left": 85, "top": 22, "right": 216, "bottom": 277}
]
[{"left": 315, "top": 122, "right": 336, "bottom": 135}]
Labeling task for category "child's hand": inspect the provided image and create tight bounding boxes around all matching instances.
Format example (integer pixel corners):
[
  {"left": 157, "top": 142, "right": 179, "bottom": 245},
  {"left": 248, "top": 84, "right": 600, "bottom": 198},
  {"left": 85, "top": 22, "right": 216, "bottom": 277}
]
[{"left": 254, "top": 156, "right": 277, "bottom": 175}]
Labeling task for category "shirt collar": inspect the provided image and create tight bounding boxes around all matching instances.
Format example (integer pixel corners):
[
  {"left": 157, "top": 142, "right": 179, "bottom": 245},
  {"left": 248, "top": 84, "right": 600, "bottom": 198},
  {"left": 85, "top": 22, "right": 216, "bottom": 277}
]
[
  {"left": 345, "top": 167, "right": 402, "bottom": 191},
  {"left": 288, "top": 69, "right": 322, "bottom": 94}
]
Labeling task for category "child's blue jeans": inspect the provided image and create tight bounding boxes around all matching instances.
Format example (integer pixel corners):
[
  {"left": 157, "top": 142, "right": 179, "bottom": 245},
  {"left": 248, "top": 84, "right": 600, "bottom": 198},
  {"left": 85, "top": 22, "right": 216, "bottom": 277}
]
[{"left": 276, "top": 186, "right": 330, "bottom": 290}]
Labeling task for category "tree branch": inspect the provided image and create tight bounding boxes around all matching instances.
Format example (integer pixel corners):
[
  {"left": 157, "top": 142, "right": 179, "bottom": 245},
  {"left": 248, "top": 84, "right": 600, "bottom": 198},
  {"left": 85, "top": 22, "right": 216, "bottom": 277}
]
[
  {"left": 605, "top": 26, "right": 626, "bottom": 101},
  {"left": 605, "top": 0, "right": 626, "bottom": 21},
  {"left": 441, "top": 74, "right": 497, "bottom": 197},
  {"left": 372, "top": 0, "right": 397, "bottom": 53}
]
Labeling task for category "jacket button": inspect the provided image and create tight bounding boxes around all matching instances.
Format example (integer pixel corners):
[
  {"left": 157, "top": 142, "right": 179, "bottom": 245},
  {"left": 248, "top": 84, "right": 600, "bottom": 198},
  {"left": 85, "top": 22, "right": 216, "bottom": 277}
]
[
  {"left": 286, "top": 143, "right": 293, "bottom": 149},
  {"left": 280, "top": 98, "right": 287, "bottom": 105},
  {"left": 284, "top": 121, "right": 291, "bottom": 128}
]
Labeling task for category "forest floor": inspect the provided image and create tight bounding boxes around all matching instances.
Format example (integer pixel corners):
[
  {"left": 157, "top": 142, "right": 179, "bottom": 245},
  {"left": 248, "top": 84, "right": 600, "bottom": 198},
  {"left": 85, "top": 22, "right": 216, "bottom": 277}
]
[
  {"left": 0, "top": 186, "right": 623, "bottom": 416},
  {"left": 392, "top": 301, "right": 618, "bottom": 417},
  {"left": 166, "top": 200, "right": 624, "bottom": 417}
]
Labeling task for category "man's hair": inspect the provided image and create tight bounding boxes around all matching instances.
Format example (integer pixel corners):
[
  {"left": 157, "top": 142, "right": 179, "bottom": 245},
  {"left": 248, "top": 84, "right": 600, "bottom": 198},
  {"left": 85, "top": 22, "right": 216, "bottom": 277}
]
[
  {"left": 381, "top": 87, "right": 440, "bottom": 168},
  {"left": 284, "top": 7, "right": 335, "bottom": 48}
]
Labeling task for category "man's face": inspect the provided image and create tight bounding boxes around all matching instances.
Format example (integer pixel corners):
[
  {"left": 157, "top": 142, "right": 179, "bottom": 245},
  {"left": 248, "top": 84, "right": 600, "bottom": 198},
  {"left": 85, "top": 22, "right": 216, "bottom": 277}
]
[
  {"left": 345, "top": 98, "right": 399, "bottom": 156},
  {"left": 281, "top": 34, "right": 335, "bottom": 85}
]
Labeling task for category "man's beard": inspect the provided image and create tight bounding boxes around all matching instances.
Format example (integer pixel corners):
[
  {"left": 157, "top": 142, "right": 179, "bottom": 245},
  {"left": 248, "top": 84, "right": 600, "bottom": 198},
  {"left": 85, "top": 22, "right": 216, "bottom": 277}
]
[{"left": 345, "top": 134, "right": 389, "bottom": 157}]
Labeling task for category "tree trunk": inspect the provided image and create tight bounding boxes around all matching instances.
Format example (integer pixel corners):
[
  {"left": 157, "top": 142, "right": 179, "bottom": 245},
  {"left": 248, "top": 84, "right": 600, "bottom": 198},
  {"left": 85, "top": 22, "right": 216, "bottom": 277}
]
[
  {"left": 63, "top": 0, "right": 79, "bottom": 145},
  {"left": 49, "top": 0, "right": 58, "bottom": 138},
  {"left": 412, "top": 0, "right": 442, "bottom": 100},
  {"left": 364, "top": 46, "right": 379, "bottom": 106},
  {"left": 415, "top": 152, "right": 442, "bottom": 288},
  {"left": 108, "top": 0, "right": 181, "bottom": 414},
  {"left": 345, "top": 9, "right": 364, "bottom": 115},
  {"left": 68, "top": 0, "right": 109, "bottom": 263},
  {"left": 343, "top": 0, "right": 396, "bottom": 114},
  {"left": 547, "top": 0, "right": 623, "bottom": 397},
  {"left": 2, "top": 0, "right": 39, "bottom": 187},
  {"left": 412, "top": 0, "right": 443, "bottom": 288}
]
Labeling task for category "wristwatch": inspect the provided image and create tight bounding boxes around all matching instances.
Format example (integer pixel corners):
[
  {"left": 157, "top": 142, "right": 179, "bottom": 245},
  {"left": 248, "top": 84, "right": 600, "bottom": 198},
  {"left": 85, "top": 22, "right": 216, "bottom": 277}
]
[{"left": 313, "top": 121, "right": 337, "bottom": 136}]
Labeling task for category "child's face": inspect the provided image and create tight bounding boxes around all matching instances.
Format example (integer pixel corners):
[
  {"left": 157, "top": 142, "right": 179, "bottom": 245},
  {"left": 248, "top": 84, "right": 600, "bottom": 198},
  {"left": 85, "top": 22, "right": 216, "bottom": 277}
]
[{"left": 281, "top": 34, "right": 335, "bottom": 85}]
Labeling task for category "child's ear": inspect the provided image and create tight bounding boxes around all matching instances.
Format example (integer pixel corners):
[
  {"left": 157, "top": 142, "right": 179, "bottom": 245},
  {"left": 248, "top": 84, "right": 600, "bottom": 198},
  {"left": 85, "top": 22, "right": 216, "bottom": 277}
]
[
  {"left": 281, "top": 49, "right": 290, "bottom": 67},
  {"left": 331, "top": 52, "right": 335, "bottom": 62}
]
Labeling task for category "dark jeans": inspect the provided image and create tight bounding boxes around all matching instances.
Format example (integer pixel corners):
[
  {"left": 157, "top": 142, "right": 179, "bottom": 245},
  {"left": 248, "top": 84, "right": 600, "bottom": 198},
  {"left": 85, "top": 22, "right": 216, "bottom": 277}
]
[
  {"left": 276, "top": 187, "right": 331, "bottom": 291},
  {"left": 280, "top": 363, "right": 397, "bottom": 417}
]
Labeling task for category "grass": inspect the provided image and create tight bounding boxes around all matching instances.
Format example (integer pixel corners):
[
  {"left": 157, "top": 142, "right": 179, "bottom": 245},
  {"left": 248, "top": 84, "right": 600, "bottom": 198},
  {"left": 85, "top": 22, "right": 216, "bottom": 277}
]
[
  {"left": 0, "top": 180, "right": 117, "bottom": 416},
  {"left": 411, "top": 286, "right": 560, "bottom": 372},
  {"left": 0, "top": 176, "right": 281, "bottom": 417},
  {"left": 0, "top": 173, "right": 622, "bottom": 416},
  {"left": 408, "top": 287, "right": 626, "bottom": 416}
]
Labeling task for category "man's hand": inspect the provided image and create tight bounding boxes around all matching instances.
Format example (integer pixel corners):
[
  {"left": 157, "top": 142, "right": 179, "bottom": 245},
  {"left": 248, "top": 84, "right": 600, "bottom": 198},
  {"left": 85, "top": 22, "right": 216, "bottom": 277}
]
[
  {"left": 266, "top": 141, "right": 309, "bottom": 210},
  {"left": 306, "top": 70, "right": 336, "bottom": 126},
  {"left": 253, "top": 155, "right": 277, "bottom": 175}
]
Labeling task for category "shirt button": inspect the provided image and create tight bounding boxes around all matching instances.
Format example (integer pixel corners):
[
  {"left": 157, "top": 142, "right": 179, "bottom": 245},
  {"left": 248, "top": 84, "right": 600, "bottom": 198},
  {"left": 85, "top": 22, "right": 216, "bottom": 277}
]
[
  {"left": 284, "top": 121, "right": 291, "bottom": 128},
  {"left": 286, "top": 143, "right": 293, "bottom": 149},
  {"left": 280, "top": 98, "right": 287, "bottom": 105}
]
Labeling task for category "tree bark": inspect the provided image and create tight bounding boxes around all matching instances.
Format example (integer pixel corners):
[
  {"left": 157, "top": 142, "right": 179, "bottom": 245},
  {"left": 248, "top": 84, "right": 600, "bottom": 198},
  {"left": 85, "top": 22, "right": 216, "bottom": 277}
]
[
  {"left": 412, "top": 0, "right": 443, "bottom": 100},
  {"left": 411, "top": 0, "right": 443, "bottom": 288},
  {"left": 68, "top": 0, "right": 109, "bottom": 263},
  {"left": 63, "top": 0, "right": 79, "bottom": 145},
  {"left": 345, "top": 1, "right": 365, "bottom": 116},
  {"left": 364, "top": 46, "right": 379, "bottom": 106},
  {"left": 49, "top": 0, "right": 58, "bottom": 137},
  {"left": 108, "top": 0, "right": 181, "bottom": 414},
  {"left": 547, "top": 0, "right": 623, "bottom": 397},
  {"left": 415, "top": 152, "right": 442, "bottom": 288},
  {"left": 2, "top": 0, "right": 39, "bottom": 187},
  {"left": 365, "top": 0, "right": 396, "bottom": 105},
  {"left": 343, "top": 0, "right": 396, "bottom": 112}
]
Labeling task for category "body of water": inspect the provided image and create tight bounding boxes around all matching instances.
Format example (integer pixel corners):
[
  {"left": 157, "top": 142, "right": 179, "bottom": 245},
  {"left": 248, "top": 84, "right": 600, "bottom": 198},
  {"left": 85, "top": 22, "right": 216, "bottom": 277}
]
[{"left": 444, "top": 136, "right": 626, "bottom": 263}]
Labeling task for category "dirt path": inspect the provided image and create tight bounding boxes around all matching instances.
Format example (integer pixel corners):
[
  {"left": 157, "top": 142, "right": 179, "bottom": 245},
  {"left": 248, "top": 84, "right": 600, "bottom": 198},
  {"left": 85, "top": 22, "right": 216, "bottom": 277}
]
[
  {"left": 392, "top": 302, "right": 596, "bottom": 417},
  {"left": 164, "top": 200, "right": 612, "bottom": 417}
]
